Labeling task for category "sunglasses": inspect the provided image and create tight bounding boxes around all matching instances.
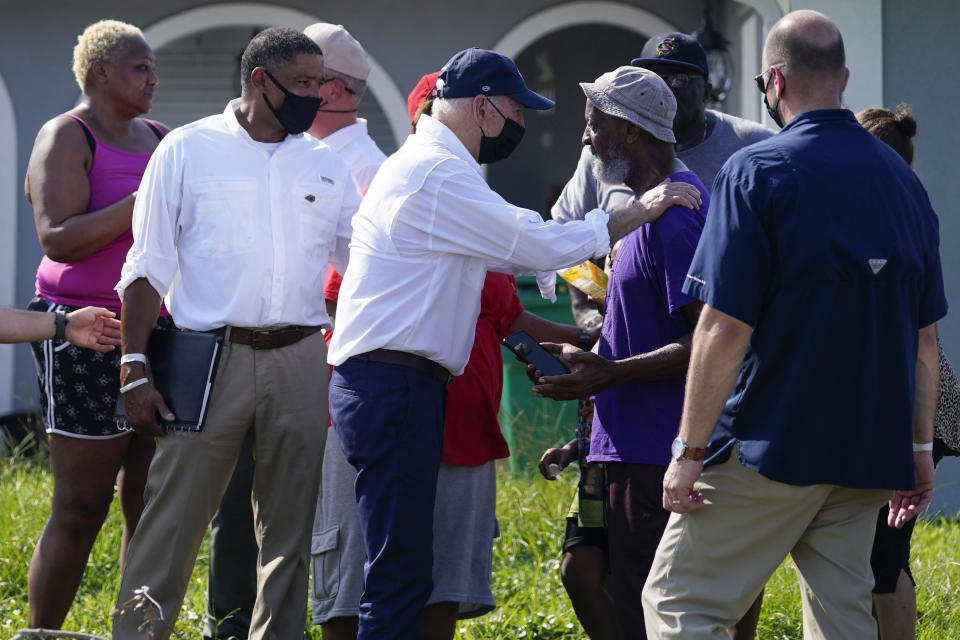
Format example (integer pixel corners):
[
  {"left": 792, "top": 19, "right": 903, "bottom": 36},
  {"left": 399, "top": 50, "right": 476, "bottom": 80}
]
[
  {"left": 662, "top": 72, "right": 704, "bottom": 90},
  {"left": 753, "top": 63, "right": 786, "bottom": 94}
]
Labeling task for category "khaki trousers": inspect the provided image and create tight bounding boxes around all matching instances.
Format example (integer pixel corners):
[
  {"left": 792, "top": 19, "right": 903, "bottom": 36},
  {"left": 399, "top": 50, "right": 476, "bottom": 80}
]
[
  {"left": 113, "top": 331, "right": 329, "bottom": 640},
  {"left": 642, "top": 445, "right": 891, "bottom": 640}
]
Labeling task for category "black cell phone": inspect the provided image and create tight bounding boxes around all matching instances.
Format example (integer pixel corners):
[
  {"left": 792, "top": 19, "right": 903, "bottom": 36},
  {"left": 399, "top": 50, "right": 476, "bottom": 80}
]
[{"left": 503, "top": 330, "right": 569, "bottom": 376}]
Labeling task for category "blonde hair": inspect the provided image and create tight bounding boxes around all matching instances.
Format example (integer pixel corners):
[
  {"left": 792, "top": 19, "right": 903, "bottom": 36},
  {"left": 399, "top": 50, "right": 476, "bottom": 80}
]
[{"left": 72, "top": 19, "right": 144, "bottom": 91}]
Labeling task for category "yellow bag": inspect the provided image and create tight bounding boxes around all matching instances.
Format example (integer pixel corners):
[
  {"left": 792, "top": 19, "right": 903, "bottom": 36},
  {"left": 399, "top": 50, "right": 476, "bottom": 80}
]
[{"left": 558, "top": 261, "right": 608, "bottom": 299}]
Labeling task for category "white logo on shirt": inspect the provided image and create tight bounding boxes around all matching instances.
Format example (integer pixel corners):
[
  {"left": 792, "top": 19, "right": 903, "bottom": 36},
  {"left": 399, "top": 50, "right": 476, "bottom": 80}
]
[{"left": 868, "top": 259, "right": 887, "bottom": 275}]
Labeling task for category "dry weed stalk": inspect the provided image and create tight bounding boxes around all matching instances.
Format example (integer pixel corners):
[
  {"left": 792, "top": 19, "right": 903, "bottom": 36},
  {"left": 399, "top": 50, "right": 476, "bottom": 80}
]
[
  {"left": 12, "top": 630, "right": 107, "bottom": 639},
  {"left": 109, "top": 585, "right": 187, "bottom": 639}
]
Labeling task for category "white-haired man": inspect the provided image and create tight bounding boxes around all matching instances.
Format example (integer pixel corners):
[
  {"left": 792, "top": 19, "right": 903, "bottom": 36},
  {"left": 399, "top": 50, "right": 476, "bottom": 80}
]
[{"left": 326, "top": 47, "right": 701, "bottom": 639}]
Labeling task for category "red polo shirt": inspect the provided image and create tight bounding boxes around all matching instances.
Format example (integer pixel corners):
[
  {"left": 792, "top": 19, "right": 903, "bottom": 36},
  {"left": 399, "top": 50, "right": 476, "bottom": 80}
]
[{"left": 442, "top": 272, "right": 523, "bottom": 465}]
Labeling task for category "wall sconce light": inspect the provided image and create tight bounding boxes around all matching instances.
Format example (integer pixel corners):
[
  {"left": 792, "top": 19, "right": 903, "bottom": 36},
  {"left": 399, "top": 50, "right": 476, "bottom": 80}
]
[{"left": 693, "top": 0, "right": 734, "bottom": 107}]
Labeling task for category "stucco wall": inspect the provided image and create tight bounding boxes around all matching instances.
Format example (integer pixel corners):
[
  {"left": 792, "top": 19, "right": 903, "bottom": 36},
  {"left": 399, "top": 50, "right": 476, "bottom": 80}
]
[
  {"left": 883, "top": 0, "right": 960, "bottom": 516},
  {"left": 1, "top": 0, "right": 713, "bottom": 410}
]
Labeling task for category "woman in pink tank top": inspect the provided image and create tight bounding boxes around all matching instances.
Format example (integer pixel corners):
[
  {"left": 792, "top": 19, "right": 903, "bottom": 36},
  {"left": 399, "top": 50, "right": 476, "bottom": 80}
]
[{"left": 23, "top": 20, "right": 168, "bottom": 629}]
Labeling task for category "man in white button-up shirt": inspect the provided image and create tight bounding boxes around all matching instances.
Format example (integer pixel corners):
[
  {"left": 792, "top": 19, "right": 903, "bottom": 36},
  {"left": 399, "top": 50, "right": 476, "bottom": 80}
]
[
  {"left": 200, "top": 23, "right": 390, "bottom": 640},
  {"left": 305, "top": 22, "right": 387, "bottom": 192},
  {"left": 112, "top": 28, "right": 361, "bottom": 640},
  {"left": 326, "top": 48, "right": 701, "bottom": 640}
]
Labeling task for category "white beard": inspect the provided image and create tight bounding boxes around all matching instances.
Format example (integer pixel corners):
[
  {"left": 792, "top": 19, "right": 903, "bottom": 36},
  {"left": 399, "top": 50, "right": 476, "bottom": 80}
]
[{"left": 591, "top": 142, "right": 631, "bottom": 185}]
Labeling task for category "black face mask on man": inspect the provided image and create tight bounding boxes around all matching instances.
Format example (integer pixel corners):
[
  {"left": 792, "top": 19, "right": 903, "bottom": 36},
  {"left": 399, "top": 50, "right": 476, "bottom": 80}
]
[
  {"left": 478, "top": 98, "right": 524, "bottom": 164},
  {"left": 760, "top": 70, "right": 786, "bottom": 129},
  {"left": 262, "top": 69, "right": 324, "bottom": 135},
  {"left": 764, "top": 92, "right": 785, "bottom": 129}
]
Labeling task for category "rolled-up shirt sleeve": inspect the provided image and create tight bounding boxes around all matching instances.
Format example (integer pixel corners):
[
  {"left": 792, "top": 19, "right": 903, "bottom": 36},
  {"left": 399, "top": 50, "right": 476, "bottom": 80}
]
[
  {"left": 395, "top": 166, "right": 609, "bottom": 271},
  {"left": 116, "top": 137, "right": 183, "bottom": 301}
]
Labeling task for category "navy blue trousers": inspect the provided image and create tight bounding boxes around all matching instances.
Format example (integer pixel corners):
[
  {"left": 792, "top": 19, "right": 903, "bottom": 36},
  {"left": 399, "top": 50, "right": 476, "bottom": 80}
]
[{"left": 330, "top": 357, "right": 446, "bottom": 640}]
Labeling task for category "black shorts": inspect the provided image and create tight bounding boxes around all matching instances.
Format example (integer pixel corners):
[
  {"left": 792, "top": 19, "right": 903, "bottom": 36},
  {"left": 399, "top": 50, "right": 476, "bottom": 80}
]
[
  {"left": 870, "top": 443, "right": 946, "bottom": 593},
  {"left": 562, "top": 516, "right": 608, "bottom": 555},
  {"left": 871, "top": 506, "right": 916, "bottom": 594},
  {"left": 27, "top": 297, "right": 173, "bottom": 438}
]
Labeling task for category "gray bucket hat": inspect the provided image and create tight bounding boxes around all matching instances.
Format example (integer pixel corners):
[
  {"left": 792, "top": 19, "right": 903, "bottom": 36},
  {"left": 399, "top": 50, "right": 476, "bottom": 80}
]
[{"left": 580, "top": 66, "right": 676, "bottom": 143}]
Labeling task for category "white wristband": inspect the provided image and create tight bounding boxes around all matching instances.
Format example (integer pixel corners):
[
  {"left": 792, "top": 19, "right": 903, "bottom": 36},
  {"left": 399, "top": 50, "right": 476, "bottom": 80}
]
[
  {"left": 120, "top": 378, "right": 150, "bottom": 394},
  {"left": 913, "top": 442, "right": 934, "bottom": 452},
  {"left": 120, "top": 353, "right": 148, "bottom": 366}
]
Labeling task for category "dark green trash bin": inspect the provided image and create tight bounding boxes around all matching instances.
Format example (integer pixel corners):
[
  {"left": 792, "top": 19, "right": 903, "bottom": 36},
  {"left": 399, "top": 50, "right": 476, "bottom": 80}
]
[{"left": 499, "top": 275, "right": 579, "bottom": 472}]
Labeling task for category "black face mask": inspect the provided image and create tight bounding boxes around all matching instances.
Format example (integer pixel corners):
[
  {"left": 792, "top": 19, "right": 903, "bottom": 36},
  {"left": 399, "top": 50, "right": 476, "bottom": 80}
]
[
  {"left": 478, "top": 98, "right": 524, "bottom": 164},
  {"left": 764, "top": 94, "right": 785, "bottom": 129},
  {"left": 262, "top": 70, "right": 324, "bottom": 135},
  {"left": 761, "top": 75, "right": 785, "bottom": 129}
]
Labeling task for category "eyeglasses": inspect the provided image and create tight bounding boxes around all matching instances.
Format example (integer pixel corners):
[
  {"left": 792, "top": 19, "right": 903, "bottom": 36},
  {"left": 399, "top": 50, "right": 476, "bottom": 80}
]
[
  {"left": 662, "top": 72, "right": 703, "bottom": 90},
  {"left": 323, "top": 76, "right": 358, "bottom": 95},
  {"left": 753, "top": 63, "right": 786, "bottom": 94}
]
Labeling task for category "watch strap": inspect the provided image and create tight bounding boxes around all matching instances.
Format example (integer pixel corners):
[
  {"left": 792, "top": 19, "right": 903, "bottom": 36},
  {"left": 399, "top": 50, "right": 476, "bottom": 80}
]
[
  {"left": 53, "top": 309, "right": 67, "bottom": 342},
  {"left": 577, "top": 328, "right": 593, "bottom": 351},
  {"left": 680, "top": 445, "right": 708, "bottom": 461}
]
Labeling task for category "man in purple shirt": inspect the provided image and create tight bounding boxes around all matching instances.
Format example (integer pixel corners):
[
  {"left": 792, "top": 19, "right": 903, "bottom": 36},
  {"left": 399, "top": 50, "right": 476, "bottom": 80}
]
[{"left": 534, "top": 66, "right": 708, "bottom": 638}]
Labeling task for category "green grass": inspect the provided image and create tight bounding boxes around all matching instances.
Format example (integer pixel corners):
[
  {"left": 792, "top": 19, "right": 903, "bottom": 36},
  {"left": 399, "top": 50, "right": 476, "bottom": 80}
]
[{"left": 3, "top": 450, "right": 960, "bottom": 639}]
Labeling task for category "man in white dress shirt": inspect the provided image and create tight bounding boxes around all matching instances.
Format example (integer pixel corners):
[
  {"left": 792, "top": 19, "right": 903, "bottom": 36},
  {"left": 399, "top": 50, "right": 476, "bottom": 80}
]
[
  {"left": 305, "top": 22, "right": 387, "bottom": 191},
  {"left": 113, "top": 28, "right": 360, "bottom": 640},
  {"left": 326, "top": 47, "right": 701, "bottom": 640},
  {"left": 200, "top": 23, "right": 389, "bottom": 640}
]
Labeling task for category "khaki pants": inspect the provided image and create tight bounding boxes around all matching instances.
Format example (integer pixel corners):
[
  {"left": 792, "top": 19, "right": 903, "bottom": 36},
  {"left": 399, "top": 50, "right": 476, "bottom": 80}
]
[
  {"left": 642, "top": 445, "right": 891, "bottom": 640},
  {"left": 113, "top": 331, "right": 329, "bottom": 640}
]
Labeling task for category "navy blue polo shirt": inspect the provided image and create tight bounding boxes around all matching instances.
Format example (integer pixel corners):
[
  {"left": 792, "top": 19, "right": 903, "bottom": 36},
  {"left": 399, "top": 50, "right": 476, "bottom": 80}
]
[{"left": 682, "top": 109, "right": 947, "bottom": 490}]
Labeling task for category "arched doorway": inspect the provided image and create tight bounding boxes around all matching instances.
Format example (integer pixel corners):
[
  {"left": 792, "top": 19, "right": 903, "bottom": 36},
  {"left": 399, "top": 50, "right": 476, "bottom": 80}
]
[
  {"left": 488, "top": 3, "right": 679, "bottom": 216},
  {"left": 486, "top": 4, "right": 680, "bottom": 468}
]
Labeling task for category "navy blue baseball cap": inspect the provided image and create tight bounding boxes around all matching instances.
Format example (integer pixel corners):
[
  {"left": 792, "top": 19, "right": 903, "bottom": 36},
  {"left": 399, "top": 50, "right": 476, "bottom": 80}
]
[
  {"left": 631, "top": 32, "right": 709, "bottom": 77},
  {"left": 436, "top": 47, "right": 555, "bottom": 110}
]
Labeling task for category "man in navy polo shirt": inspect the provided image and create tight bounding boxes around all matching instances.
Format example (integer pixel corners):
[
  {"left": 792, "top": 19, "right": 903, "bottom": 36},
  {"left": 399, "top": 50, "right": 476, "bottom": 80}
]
[{"left": 642, "top": 10, "right": 946, "bottom": 639}]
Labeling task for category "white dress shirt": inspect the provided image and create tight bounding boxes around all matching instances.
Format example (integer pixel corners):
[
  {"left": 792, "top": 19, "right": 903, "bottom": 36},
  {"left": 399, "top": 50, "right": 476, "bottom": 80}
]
[
  {"left": 327, "top": 114, "right": 609, "bottom": 375},
  {"left": 117, "top": 99, "right": 362, "bottom": 331},
  {"left": 318, "top": 119, "right": 387, "bottom": 192}
]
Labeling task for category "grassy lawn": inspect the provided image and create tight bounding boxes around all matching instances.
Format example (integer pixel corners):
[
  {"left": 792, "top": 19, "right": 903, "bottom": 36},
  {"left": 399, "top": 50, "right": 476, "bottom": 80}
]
[{"left": 2, "top": 448, "right": 959, "bottom": 639}]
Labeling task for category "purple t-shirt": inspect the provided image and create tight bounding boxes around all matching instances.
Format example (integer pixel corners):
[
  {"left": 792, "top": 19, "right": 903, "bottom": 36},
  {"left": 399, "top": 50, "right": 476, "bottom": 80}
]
[{"left": 589, "top": 171, "right": 709, "bottom": 465}]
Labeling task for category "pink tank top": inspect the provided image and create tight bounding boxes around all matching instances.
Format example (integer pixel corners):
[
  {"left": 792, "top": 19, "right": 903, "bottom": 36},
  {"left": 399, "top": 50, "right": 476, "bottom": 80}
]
[{"left": 35, "top": 114, "right": 163, "bottom": 314}]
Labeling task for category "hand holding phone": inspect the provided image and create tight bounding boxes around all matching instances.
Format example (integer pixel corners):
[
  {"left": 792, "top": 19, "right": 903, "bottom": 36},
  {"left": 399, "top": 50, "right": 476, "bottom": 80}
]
[{"left": 503, "top": 330, "right": 570, "bottom": 377}]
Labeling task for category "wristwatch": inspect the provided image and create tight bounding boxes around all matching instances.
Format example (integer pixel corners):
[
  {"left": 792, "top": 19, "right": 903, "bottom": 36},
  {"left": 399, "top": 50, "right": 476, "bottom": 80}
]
[
  {"left": 577, "top": 328, "right": 593, "bottom": 351},
  {"left": 53, "top": 309, "right": 68, "bottom": 342},
  {"left": 671, "top": 437, "right": 708, "bottom": 461}
]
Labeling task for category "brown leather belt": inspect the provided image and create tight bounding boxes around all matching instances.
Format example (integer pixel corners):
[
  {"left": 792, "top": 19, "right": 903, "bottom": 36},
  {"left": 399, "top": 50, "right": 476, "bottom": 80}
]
[
  {"left": 209, "top": 325, "right": 322, "bottom": 350},
  {"left": 352, "top": 348, "right": 454, "bottom": 385}
]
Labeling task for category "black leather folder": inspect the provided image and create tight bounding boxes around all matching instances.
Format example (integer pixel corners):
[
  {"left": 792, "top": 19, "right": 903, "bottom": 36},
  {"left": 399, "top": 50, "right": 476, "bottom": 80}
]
[{"left": 114, "top": 328, "right": 223, "bottom": 432}]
